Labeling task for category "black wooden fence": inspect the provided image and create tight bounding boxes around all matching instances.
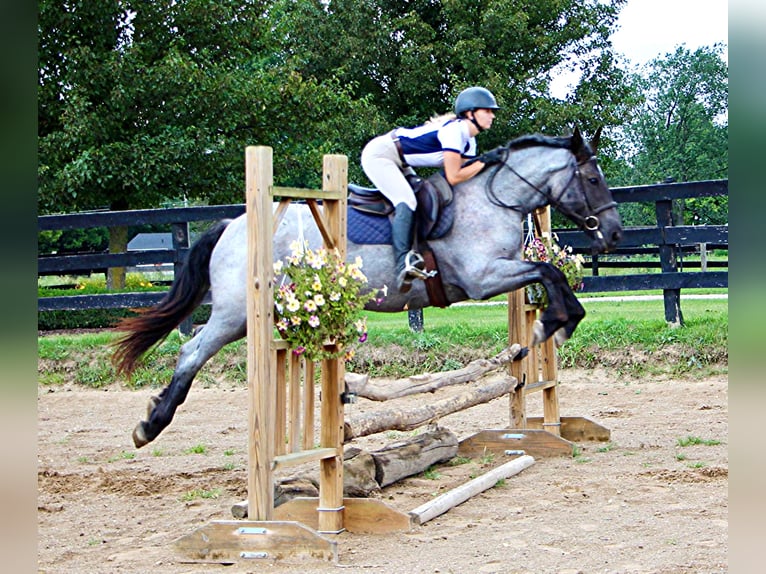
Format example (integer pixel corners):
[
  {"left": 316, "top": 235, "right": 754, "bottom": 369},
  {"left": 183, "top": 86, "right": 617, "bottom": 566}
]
[{"left": 38, "top": 179, "right": 727, "bottom": 328}]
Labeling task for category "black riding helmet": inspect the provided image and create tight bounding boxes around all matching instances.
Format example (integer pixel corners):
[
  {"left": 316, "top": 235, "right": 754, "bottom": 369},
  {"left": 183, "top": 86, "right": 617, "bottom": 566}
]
[{"left": 454, "top": 86, "right": 500, "bottom": 132}]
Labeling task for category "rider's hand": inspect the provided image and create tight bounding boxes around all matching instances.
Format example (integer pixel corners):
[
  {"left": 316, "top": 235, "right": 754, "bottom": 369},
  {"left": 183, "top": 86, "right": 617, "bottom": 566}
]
[
  {"left": 462, "top": 147, "right": 505, "bottom": 168},
  {"left": 478, "top": 147, "right": 505, "bottom": 165}
]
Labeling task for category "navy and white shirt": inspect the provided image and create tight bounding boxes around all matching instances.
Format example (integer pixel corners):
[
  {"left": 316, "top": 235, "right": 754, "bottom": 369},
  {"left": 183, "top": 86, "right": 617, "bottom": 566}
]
[{"left": 393, "top": 118, "right": 476, "bottom": 168}]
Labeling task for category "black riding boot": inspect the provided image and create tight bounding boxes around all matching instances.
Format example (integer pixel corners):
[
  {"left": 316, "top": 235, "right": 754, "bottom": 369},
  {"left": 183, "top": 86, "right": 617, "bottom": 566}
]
[{"left": 392, "top": 203, "right": 423, "bottom": 293}]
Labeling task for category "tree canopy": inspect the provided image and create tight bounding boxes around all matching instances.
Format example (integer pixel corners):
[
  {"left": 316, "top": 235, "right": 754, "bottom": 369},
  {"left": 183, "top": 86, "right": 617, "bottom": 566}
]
[
  {"left": 39, "top": 0, "right": 636, "bottom": 215},
  {"left": 607, "top": 44, "right": 728, "bottom": 225}
]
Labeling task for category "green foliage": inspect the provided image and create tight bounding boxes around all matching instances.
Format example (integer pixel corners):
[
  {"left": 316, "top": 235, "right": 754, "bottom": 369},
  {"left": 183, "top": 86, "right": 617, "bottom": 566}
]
[
  {"left": 38, "top": 0, "right": 384, "bottom": 214},
  {"left": 676, "top": 436, "right": 721, "bottom": 447},
  {"left": 39, "top": 0, "right": 636, "bottom": 214},
  {"left": 607, "top": 45, "right": 728, "bottom": 225},
  {"left": 181, "top": 488, "right": 221, "bottom": 501},
  {"left": 37, "top": 295, "right": 727, "bottom": 389}
]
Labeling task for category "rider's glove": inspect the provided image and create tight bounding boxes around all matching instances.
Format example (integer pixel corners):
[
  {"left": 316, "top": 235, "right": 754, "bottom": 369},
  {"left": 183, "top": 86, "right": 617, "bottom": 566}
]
[
  {"left": 463, "top": 147, "right": 505, "bottom": 167},
  {"left": 478, "top": 147, "right": 505, "bottom": 165}
]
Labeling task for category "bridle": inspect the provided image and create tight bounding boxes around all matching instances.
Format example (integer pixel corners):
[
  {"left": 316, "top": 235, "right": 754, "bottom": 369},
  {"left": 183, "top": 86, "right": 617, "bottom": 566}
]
[{"left": 484, "top": 146, "right": 618, "bottom": 237}]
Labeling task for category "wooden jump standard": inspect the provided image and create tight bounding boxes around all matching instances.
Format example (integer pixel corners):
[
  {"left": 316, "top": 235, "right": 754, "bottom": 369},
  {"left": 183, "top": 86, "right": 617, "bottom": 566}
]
[{"left": 173, "top": 149, "right": 608, "bottom": 565}]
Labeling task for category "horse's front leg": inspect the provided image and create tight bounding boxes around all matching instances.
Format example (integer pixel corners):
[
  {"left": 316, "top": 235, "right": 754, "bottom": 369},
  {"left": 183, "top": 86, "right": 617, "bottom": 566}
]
[
  {"left": 460, "top": 259, "right": 584, "bottom": 346},
  {"left": 531, "top": 263, "right": 585, "bottom": 346}
]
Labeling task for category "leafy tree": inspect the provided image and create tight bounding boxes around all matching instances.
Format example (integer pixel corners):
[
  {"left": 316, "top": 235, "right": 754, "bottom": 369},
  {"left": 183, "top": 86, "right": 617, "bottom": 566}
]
[
  {"left": 608, "top": 45, "right": 728, "bottom": 226},
  {"left": 39, "top": 0, "right": 637, "bottom": 215},
  {"left": 273, "top": 0, "right": 632, "bottom": 149},
  {"left": 38, "top": 0, "right": 384, "bottom": 216}
]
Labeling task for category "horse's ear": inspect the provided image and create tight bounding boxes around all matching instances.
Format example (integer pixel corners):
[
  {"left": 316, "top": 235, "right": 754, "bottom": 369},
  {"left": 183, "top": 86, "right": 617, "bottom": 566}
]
[
  {"left": 571, "top": 126, "right": 583, "bottom": 150},
  {"left": 571, "top": 126, "right": 588, "bottom": 162},
  {"left": 591, "top": 126, "right": 602, "bottom": 154}
]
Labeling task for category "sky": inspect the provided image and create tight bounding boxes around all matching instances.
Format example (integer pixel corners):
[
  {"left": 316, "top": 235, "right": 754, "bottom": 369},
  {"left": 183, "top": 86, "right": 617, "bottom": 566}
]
[{"left": 551, "top": 0, "right": 729, "bottom": 98}]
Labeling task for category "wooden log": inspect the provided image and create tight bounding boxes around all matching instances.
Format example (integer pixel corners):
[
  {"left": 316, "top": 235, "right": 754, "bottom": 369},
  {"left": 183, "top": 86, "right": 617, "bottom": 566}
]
[
  {"left": 371, "top": 427, "right": 458, "bottom": 487},
  {"left": 344, "top": 376, "right": 514, "bottom": 440},
  {"left": 345, "top": 345, "right": 522, "bottom": 401},
  {"left": 409, "top": 455, "right": 536, "bottom": 525},
  {"left": 231, "top": 448, "right": 380, "bottom": 519}
]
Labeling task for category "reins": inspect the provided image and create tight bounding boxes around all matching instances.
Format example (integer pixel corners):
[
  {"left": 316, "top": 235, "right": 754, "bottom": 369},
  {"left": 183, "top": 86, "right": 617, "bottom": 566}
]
[{"left": 484, "top": 145, "right": 617, "bottom": 234}]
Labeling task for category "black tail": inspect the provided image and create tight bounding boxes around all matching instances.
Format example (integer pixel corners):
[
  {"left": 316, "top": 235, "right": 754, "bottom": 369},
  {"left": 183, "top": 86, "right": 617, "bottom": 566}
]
[{"left": 112, "top": 219, "right": 231, "bottom": 376}]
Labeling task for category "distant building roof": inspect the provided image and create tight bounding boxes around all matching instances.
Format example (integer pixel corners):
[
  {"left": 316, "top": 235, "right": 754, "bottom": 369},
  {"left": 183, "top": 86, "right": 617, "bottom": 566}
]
[{"left": 128, "top": 233, "right": 173, "bottom": 251}]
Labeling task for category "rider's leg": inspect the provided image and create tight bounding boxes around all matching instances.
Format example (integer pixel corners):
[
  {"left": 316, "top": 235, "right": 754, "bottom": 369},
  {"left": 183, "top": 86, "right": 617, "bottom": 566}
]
[
  {"left": 391, "top": 202, "right": 424, "bottom": 293},
  {"left": 361, "top": 136, "right": 425, "bottom": 293}
]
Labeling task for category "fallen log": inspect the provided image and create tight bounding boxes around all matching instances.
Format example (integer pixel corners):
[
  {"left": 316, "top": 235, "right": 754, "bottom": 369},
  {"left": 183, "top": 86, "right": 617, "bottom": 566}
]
[
  {"left": 344, "top": 375, "right": 515, "bottom": 441},
  {"left": 409, "top": 454, "right": 536, "bottom": 525},
  {"left": 230, "top": 428, "right": 458, "bottom": 519},
  {"left": 371, "top": 426, "right": 458, "bottom": 487},
  {"left": 346, "top": 344, "right": 522, "bottom": 401},
  {"left": 230, "top": 448, "right": 379, "bottom": 519}
]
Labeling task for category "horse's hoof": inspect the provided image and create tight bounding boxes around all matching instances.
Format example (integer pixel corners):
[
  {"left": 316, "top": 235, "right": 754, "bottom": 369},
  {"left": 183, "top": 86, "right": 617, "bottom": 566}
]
[
  {"left": 513, "top": 347, "right": 529, "bottom": 361},
  {"left": 146, "top": 395, "right": 161, "bottom": 419},
  {"left": 132, "top": 422, "right": 150, "bottom": 448},
  {"left": 531, "top": 320, "right": 545, "bottom": 346},
  {"left": 553, "top": 328, "right": 569, "bottom": 348}
]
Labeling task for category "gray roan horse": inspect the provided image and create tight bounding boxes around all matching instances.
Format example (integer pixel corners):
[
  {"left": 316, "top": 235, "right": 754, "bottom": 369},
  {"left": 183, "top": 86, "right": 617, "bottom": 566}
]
[{"left": 113, "top": 127, "right": 622, "bottom": 448}]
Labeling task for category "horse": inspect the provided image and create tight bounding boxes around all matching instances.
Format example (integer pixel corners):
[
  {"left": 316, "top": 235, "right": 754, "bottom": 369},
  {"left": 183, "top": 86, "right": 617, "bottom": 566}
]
[{"left": 112, "top": 127, "right": 622, "bottom": 448}]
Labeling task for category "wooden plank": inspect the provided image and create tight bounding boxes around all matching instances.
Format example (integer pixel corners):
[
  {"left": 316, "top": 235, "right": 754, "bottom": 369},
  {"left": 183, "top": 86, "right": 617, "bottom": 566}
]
[
  {"left": 522, "top": 379, "right": 556, "bottom": 393},
  {"left": 508, "top": 289, "right": 527, "bottom": 429},
  {"left": 288, "top": 352, "right": 301, "bottom": 452},
  {"left": 458, "top": 428, "right": 573, "bottom": 459},
  {"left": 173, "top": 520, "right": 337, "bottom": 563},
  {"left": 525, "top": 416, "right": 611, "bottom": 442},
  {"left": 302, "top": 360, "right": 315, "bottom": 450},
  {"left": 272, "top": 447, "right": 338, "bottom": 470},
  {"left": 271, "top": 185, "right": 345, "bottom": 200},
  {"left": 582, "top": 271, "right": 728, "bottom": 292},
  {"left": 609, "top": 179, "right": 727, "bottom": 202},
  {"left": 317, "top": 153, "right": 348, "bottom": 535},
  {"left": 409, "top": 455, "right": 536, "bottom": 525},
  {"left": 245, "top": 145, "right": 276, "bottom": 520},
  {"left": 275, "top": 349, "right": 287, "bottom": 456},
  {"left": 274, "top": 498, "right": 412, "bottom": 534}
]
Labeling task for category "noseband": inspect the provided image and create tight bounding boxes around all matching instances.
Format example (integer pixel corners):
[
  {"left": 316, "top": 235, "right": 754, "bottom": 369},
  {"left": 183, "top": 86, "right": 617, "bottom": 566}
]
[{"left": 485, "top": 148, "right": 617, "bottom": 236}]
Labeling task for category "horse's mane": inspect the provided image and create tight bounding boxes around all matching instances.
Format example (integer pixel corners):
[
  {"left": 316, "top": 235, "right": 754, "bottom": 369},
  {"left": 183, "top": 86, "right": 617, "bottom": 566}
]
[{"left": 506, "top": 133, "right": 572, "bottom": 152}]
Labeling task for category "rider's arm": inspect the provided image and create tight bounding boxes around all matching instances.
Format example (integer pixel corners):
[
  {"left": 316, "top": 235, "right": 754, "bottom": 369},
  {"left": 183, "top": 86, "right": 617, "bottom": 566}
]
[{"left": 443, "top": 150, "right": 485, "bottom": 186}]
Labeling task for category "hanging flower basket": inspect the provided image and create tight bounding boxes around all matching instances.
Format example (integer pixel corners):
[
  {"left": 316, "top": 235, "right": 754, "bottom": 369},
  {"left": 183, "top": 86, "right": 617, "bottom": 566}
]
[
  {"left": 523, "top": 233, "right": 584, "bottom": 308},
  {"left": 274, "top": 240, "right": 386, "bottom": 361}
]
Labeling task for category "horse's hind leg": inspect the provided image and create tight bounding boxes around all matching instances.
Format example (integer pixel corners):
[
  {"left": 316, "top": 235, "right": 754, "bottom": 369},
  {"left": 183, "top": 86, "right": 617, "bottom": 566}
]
[{"left": 132, "top": 317, "right": 246, "bottom": 448}]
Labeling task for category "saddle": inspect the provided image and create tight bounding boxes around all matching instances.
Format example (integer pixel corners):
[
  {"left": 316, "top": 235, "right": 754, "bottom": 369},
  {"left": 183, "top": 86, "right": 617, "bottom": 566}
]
[{"left": 348, "top": 172, "right": 455, "bottom": 241}]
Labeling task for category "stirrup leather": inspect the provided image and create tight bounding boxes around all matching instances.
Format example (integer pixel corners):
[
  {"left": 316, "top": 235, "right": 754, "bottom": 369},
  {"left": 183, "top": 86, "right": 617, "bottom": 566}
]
[{"left": 403, "top": 250, "right": 437, "bottom": 280}]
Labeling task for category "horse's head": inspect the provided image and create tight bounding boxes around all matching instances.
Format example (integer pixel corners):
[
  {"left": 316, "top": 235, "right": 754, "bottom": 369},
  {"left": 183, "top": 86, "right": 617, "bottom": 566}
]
[{"left": 563, "top": 127, "right": 622, "bottom": 254}]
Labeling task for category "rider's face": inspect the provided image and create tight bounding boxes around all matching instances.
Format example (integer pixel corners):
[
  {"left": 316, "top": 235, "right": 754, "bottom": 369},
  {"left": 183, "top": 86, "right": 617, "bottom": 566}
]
[{"left": 470, "top": 108, "right": 495, "bottom": 131}]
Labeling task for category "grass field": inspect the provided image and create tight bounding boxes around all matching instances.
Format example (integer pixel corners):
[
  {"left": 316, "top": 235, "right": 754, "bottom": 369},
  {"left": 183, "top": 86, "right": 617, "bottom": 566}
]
[{"left": 38, "top": 291, "right": 727, "bottom": 388}]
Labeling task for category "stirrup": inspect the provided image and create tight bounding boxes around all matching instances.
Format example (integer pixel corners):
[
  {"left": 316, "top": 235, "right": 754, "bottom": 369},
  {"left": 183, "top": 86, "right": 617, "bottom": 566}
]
[{"left": 403, "top": 250, "right": 437, "bottom": 280}]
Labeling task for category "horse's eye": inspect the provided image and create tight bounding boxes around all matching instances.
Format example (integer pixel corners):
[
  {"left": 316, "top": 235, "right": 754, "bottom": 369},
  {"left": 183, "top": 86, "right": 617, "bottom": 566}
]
[{"left": 588, "top": 177, "right": 599, "bottom": 185}]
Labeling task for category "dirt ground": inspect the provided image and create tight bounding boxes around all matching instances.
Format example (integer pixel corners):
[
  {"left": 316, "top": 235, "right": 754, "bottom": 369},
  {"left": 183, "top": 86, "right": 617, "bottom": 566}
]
[{"left": 37, "top": 367, "right": 728, "bottom": 574}]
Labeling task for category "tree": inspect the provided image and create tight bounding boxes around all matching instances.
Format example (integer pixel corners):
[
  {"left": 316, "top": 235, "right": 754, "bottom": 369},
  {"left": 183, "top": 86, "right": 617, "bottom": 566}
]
[
  {"left": 608, "top": 45, "right": 728, "bottom": 226},
  {"left": 38, "top": 0, "right": 384, "bottom": 215},
  {"left": 39, "top": 0, "right": 637, "bottom": 213},
  {"left": 272, "top": 0, "right": 632, "bottom": 149}
]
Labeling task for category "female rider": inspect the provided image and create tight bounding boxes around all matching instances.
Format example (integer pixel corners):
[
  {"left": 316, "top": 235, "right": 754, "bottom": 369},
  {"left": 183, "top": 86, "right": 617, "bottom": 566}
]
[{"left": 361, "top": 86, "right": 502, "bottom": 293}]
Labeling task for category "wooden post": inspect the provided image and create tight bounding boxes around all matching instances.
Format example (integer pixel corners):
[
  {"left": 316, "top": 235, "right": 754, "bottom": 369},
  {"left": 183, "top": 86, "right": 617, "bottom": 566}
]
[
  {"left": 171, "top": 222, "right": 193, "bottom": 335},
  {"left": 508, "top": 288, "right": 527, "bottom": 428},
  {"left": 317, "top": 154, "right": 347, "bottom": 534},
  {"left": 535, "top": 207, "right": 561, "bottom": 437},
  {"left": 655, "top": 199, "right": 684, "bottom": 326},
  {"left": 245, "top": 145, "right": 276, "bottom": 520}
]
